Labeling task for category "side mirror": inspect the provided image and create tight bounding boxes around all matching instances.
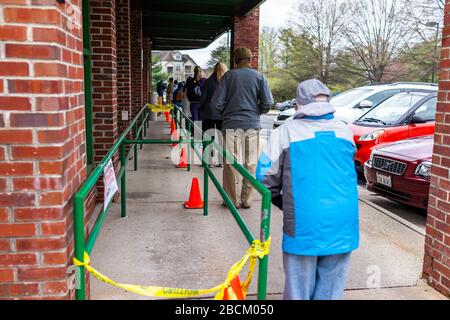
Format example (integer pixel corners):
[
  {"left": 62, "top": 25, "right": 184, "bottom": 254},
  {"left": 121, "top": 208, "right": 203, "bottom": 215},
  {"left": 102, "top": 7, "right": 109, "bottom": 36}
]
[
  {"left": 356, "top": 100, "right": 373, "bottom": 109},
  {"left": 410, "top": 115, "right": 427, "bottom": 124}
]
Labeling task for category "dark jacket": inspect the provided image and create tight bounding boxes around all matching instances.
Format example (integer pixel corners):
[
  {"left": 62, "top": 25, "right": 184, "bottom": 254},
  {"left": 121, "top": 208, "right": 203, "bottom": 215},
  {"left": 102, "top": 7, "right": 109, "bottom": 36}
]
[{"left": 199, "top": 75, "right": 222, "bottom": 121}]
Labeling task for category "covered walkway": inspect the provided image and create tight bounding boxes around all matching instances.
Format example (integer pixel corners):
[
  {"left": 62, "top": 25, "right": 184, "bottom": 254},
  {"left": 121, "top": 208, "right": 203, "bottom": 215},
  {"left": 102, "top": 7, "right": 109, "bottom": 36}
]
[
  {"left": 0, "top": 0, "right": 449, "bottom": 300},
  {"left": 88, "top": 115, "right": 445, "bottom": 300}
]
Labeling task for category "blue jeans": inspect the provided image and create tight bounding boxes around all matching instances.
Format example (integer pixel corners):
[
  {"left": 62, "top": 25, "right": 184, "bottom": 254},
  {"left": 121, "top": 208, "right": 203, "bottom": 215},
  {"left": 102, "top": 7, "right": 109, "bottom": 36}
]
[
  {"left": 283, "top": 252, "right": 351, "bottom": 300},
  {"left": 190, "top": 103, "right": 201, "bottom": 122}
]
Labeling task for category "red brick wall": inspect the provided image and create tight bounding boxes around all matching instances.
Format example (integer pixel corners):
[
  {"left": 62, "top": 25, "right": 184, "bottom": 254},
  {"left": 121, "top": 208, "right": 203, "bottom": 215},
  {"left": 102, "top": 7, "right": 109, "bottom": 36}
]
[
  {"left": 143, "top": 37, "right": 150, "bottom": 104},
  {"left": 0, "top": 0, "right": 86, "bottom": 299},
  {"left": 423, "top": 1, "right": 450, "bottom": 297},
  {"left": 231, "top": 8, "right": 260, "bottom": 70},
  {"left": 90, "top": 0, "right": 118, "bottom": 168},
  {"left": 130, "top": 0, "right": 142, "bottom": 118},
  {"left": 116, "top": 0, "right": 131, "bottom": 135}
]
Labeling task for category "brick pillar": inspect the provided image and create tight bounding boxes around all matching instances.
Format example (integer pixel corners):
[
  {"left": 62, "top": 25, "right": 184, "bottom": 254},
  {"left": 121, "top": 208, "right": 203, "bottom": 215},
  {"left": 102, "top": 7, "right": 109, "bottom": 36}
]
[
  {"left": 0, "top": 1, "right": 86, "bottom": 299},
  {"left": 231, "top": 8, "right": 260, "bottom": 70},
  {"left": 423, "top": 3, "right": 450, "bottom": 298},
  {"left": 90, "top": 0, "right": 119, "bottom": 192},
  {"left": 143, "top": 38, "right": 150, "bottom": 104},
  {"left": 130, "top": 0, "right": 143, "bottom": 117},
  {"left": 116, "top": 0, "right": 132, "bottom": 135}
]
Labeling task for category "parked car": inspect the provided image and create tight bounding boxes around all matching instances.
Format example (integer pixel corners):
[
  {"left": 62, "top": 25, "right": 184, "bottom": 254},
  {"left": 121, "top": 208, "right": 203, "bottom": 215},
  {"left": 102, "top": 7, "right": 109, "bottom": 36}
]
[
  {"left": 351, "top": 91, "right": 437, "bottom": 171},
  {"left": 272, "top": 82, "right": 438, "bottom": 128},
  {"left": 364, "top": 135, "right": 433, "bottom": 210},
  {"left": 275, "top": 98, "right": 296, "bottom": 112}
]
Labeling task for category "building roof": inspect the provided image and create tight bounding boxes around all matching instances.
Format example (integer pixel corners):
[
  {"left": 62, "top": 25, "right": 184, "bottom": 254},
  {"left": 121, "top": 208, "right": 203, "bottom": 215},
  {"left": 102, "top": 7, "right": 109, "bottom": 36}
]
[
  {"left": 142, "top": 0, "right": 266, "bottom": 50},
  {"left": 153, "top": 51, "right": 198, "bottom": 66}
]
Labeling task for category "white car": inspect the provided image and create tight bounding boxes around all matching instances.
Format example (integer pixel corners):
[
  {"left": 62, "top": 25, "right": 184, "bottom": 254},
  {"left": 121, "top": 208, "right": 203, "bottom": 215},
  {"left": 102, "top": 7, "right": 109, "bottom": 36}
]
[{"left": 273, "top": 82, "right": 438, "bottom": 128}]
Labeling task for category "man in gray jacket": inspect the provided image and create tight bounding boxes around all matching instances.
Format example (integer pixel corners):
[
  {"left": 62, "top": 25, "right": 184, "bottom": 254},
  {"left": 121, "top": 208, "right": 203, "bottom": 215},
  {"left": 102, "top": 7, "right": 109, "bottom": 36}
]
[{"left": 211, "top": 47, "right": 274, "bottom": 209}]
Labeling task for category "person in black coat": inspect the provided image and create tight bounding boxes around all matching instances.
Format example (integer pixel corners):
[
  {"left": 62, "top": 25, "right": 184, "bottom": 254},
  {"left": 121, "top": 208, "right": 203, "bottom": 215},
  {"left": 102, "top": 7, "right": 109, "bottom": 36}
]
[{"left": 200, "top": 62, "right": 228, "bottom": 167}]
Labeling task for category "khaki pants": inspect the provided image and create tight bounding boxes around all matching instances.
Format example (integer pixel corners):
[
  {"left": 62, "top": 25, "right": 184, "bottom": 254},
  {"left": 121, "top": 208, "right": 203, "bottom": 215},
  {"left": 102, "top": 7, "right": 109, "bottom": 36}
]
[{"left": 223, "top": 129, "right": 260, "bottom": 208}]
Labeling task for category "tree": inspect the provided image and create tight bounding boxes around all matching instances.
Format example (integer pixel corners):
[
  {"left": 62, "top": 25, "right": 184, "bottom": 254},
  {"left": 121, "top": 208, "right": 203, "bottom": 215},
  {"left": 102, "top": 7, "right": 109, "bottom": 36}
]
[
  {"left": 151, "top": 55, "right": 168, "bottom": 90},
  {"left": 291, "top": 0, "right": 350, "bottom": 84},
  {"left": 259, "top": 26, "right": 280, "bottom": 75},
  {"left": 343, "top": 0, "right": 414, "bottom": 83},
  {"left": 207, "top": 39, "right": 230, "bottom": 69}
]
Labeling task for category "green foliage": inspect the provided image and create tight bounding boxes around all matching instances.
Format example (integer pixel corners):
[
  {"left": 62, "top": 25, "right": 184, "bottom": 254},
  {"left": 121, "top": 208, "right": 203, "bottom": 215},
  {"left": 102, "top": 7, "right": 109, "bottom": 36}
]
[
  {"left": 151, "top": 55, "right": 169, "bottom": 90},
  {"left": 207, "top": 40, "right": 230, "bottom": 69}
]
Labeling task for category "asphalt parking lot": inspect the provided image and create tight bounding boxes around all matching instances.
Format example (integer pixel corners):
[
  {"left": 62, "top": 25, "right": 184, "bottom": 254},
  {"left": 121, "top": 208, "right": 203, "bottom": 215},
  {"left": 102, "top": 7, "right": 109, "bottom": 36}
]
[{"left": 261, "top": 113, "right": 427, "bottom": 232}]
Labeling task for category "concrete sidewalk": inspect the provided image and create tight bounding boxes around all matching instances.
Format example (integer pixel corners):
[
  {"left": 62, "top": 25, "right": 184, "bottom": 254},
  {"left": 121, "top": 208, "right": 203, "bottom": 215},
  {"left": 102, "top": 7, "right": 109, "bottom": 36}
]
[{"left": 89, "top": 119, "right": 447, "bottom": 300}]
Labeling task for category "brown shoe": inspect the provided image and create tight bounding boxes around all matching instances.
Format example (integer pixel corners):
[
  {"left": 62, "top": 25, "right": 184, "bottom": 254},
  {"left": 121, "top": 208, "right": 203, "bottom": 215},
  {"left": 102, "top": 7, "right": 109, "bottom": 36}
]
[
  {"left": 241, "top": 202, "right": 252, "bottom": 209},
  {"left": 222, "top": 202, "right": 241, "bottom": 209}
]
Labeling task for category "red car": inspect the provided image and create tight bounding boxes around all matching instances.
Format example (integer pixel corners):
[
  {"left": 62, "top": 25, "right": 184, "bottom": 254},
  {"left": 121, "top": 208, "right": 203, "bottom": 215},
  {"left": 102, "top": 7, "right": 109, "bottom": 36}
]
[
  {"left": 351, "top": 91, "right": 437, "bottom": 171},
  {"left": 364, "top": 135, "right": 433, "bottom": 209}
]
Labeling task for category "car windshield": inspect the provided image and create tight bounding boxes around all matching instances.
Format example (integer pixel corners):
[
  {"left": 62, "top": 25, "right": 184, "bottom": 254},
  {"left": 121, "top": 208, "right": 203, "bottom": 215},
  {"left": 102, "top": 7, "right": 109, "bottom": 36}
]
[
  {"left": 356, "top": 92, "right": 430, "bottom": 125},
  {"left": 331, "top": 88, "right": 375, "bottom": 107}
]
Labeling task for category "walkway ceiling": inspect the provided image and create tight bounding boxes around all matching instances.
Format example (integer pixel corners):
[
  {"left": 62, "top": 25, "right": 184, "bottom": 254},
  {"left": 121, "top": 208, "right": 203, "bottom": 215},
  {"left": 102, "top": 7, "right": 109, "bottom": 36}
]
[{"left": 143, "top": 0, "right": 265, "bottom": 50}]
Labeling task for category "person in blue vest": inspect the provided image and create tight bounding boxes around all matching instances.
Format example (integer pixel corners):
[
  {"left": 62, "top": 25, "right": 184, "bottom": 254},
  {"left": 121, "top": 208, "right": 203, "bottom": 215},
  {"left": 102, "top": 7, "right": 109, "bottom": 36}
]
[{"left": 256, "top": 79, "right": 359, "bottom": 300}]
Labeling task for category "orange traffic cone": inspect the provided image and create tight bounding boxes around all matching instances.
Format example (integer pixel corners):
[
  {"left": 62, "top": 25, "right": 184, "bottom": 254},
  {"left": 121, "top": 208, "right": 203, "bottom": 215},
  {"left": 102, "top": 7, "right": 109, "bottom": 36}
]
[
  {"left": 222, "top": 276, "right": 245, "bottom": 300},
  {"left": 171, "top": 129, "right": 179, "bottom": 148},
  {"left": 184, "top": 177, "right": 204, "bottom": 209},
  {"left": 170, "top": 118, "right": 176, "bottom": 134},
  {"left": 164, "top": 111, "right": 170, "bottom": 123},
  {"left": 176, "top": 147, "right": 188, "bottom": 168}
]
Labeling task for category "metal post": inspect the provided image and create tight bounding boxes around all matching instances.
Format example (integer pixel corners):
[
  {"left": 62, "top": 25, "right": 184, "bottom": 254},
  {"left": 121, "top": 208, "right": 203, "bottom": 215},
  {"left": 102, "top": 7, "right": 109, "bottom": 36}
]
[
  {"left": 140, "top": 113, "right": 144, "bottom": 150},
  {"left": 82, "top": 0, "right": 94, "bottom": 173},
  {"left": 74, "top": 196, "right": 86, "bottom": 300},
  {"left": 257, "top": 192, "right": 272, "bottom": 300},
  {"left": 187, "top": 121, "right": 191, "bottom": 172},
  {"left": 203, "top": 143, "right": 209, "bottom": 216},
  {"left": 120, "top": 143, "right": 127, "bottom": 218},
  {"left": 133, "top": 122, "right": 138, "bottom": 171}
]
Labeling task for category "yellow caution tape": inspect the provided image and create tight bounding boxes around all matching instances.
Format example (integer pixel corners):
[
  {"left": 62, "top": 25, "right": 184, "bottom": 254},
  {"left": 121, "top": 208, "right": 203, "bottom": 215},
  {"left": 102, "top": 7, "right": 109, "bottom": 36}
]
[
  {"left": 73, "top": 237, "right": 270, "bottom": 299},
  {"left": 147, "top": 104, "right": 174, "bottom": 113}
]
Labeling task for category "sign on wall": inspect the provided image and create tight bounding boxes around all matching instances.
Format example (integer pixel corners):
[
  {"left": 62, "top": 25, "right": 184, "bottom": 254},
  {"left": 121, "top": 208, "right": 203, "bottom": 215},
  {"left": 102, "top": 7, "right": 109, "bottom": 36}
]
[{"left": 103, "top": 159, "right": 119, "bottom": 212}]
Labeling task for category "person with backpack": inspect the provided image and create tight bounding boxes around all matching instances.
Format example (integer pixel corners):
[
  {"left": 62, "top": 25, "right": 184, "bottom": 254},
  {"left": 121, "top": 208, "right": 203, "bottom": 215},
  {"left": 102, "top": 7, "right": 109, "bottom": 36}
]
[
  {"left": 185, "top": 66, "right": 206, "bottom": 122},
  {"left": 172, "top": 82, "right": 185, "bottom": 110}
]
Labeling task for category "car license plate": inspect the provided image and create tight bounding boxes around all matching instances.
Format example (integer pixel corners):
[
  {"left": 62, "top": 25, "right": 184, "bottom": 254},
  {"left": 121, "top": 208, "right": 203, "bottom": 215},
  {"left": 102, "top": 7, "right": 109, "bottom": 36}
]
[{"left": 376, "top": 173, "right": 392, "bottom": 188}]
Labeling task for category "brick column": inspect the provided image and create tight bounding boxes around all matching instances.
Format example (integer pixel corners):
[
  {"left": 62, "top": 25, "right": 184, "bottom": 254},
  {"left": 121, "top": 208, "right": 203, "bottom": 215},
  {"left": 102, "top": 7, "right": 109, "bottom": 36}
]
[
  {"left": 231, "top": 8, "right": 260, "bottom": 70},
  {"left": 116, "top": 0, "right": 132, "bottom": 135},
  {"left": 130, "top": 0, "right": 143, "bottom": 117},
  {"left": 90, "top": 0, "right": 119, "bottom": 192},
  {"left": 143, "top": 38, "right": 150, "bottom": 104},
  {"left": 0, "top": 1, "right": 85, "bottom": 299},
  {"left": 423, "top": 2, "right": 450, "bottom": 297}
]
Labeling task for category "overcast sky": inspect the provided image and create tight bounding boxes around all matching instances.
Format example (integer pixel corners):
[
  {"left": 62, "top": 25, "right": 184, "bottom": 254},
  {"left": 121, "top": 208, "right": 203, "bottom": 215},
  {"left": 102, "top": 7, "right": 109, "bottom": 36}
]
[{"left": 180, "top": 0, "right": 299, "bottom": 68}]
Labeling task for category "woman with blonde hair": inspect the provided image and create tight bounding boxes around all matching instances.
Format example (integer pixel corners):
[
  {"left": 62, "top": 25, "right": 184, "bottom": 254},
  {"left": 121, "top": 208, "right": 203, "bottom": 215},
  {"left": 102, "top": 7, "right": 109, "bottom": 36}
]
[{"left": 199, "top": 61, "right": 229, "bottom": 166}]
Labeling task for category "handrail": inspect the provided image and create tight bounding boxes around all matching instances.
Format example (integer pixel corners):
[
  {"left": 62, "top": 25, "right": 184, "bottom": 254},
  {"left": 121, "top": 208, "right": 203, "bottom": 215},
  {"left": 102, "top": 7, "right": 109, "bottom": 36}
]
[
  {"left": 73, "top": 105, "right": 271, "bottom": 300},
  {"left": 73, "top": 105, "right": 150, "bottom": 300},
  {"left": 173, "top": 107, "right": 272, "bottom": 299}
]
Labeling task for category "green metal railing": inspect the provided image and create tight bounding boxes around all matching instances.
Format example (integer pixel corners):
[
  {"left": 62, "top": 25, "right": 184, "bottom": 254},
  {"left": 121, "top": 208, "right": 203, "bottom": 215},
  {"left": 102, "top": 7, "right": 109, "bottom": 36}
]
[{"left": 73, "top": 105, "right": 271, "bottom": 300}]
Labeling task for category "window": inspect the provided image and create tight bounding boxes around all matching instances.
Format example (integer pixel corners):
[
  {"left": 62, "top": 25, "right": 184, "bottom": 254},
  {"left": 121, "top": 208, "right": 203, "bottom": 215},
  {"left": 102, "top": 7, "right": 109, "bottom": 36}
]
[
  {"left": 414, "top": 97, "right": 437, "bottom": 121},
  {"left": 358, "top": 92, "right": 430, "bottom": 125},
  {"left": 364, "top": 89, "right": 402, "bottom": 107},
  {"left": 175, "top": 53, "right": 182, "bottom": 61},
  {"left": 185, "top": 66, "right": 192, "bottom": 74},
  {"left": 167, "top": 66, "right": 173, "bottom": 74},
  {"left": 331, "top": 88, "right": 375, "bottom": 107},
  {"left": 175, "top": 64, "right": 181, "bottom": 72}
]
